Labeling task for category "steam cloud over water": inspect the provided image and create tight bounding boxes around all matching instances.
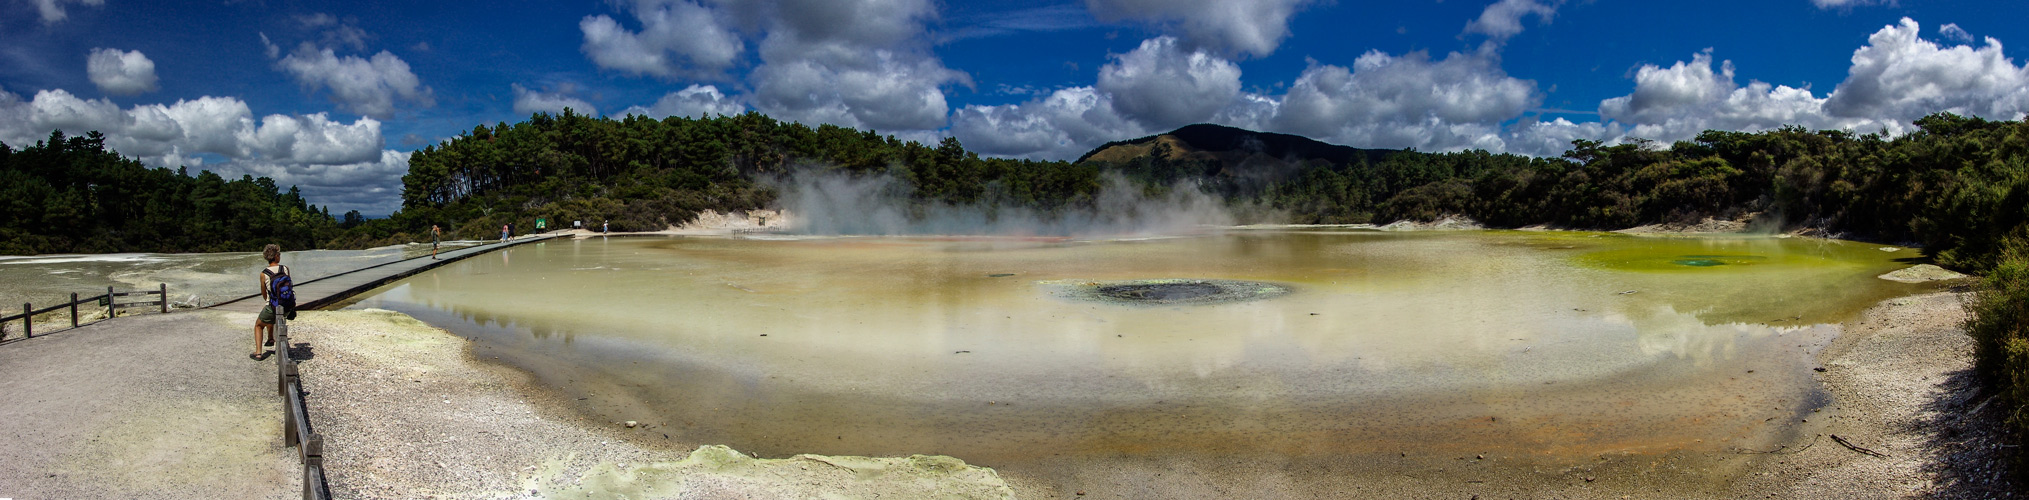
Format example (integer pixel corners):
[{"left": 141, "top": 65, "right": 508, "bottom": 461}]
[{"left": 776, "top": 171, "right": 1257, "bottom": 236}]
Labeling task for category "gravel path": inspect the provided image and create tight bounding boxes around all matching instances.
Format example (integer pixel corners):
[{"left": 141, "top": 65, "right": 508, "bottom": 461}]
[{"left": 0, "top": 310, "right": 300, "bottom": 499}]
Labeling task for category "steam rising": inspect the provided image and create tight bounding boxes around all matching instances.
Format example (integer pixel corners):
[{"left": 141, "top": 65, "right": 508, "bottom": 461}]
[{"left": 776, "top": 170, "right": 1258, "bottom": 236}]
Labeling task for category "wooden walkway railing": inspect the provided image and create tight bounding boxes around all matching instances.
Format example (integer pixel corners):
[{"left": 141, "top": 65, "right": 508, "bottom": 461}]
[
  {"left": 273, "top": 314, "right": 332, "bottom": 499},
  {"left": 1, "top": 284, "right": 166, "bottom": 339}
]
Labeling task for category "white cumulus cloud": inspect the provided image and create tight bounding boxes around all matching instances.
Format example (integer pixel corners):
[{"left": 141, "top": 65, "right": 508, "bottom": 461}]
[
  {"left": 1085, "top": 0, "right": 1313, "bottom": 58},
  {"left": 275, "top": 43, "right": 434, "bottom": 119},
  {"left": 0, "top": 87, "right": 400, "bottom": 214},
  {"left": 1462, "top": 0, "right": 1562, "bottom": 42},
  {"left": 1596, "top": 50, "right": 1867, "bottom": 142},
  {"left": 511, "top": 83, "right": 599, "bottom": 117},
  {"left": 1505, "top": 117, "right": 1622, "bottom": 157},
  {"left": 1095, "top": 36, "right": 1242, "bottom": 131},
  {"left": 746, "top": 0, "right": 967, "bottom": 132},
  {"left": 1810, "top": 0, "right": 1886, "bottom": 9},
  {"left": 580, "top": 0, "right": 744, "bottom": 79},
  {"left": 229, "top": 150, "right": 413, "bottom": 216},
  {"left": 86, "top": 48, "right": 159, "bottom": 95},
  {"left": 952, "top": 41, "right": 1546, "bottom": 158},
  {"left": 1564, "top": 18, "right": 2027, "bottom": 151},
  {"left": 1940, "top": 23, "right": 1973, "bottom": 43},
  {"left": 620, "top": 84, "right": 746, "bottom": 119},
  {"left": 1822, "top": 18, "right": 2029, "bottom": 125},
  {"left": 950, "top": 86, "right": 1149, "bottom": 160},
  {"left": 1264, "top": 48, "right": 1541, "bottom": 151},
  {"left": 31, "top": 0, "right": 101, "bottom": 24}
]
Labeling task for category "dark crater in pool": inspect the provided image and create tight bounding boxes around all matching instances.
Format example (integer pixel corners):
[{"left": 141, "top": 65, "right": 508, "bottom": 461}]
[
  {"left": 1098, "top": 282, "right": 1227, "bottom": 302},
  {"left": 1057, "top": 279, "right": 1293, "bottom": 306}
]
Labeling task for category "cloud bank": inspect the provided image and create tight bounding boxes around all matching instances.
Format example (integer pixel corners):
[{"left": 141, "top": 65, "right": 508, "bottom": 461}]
[
  {"left": 0, "top": 87, "right": 407, "bottom": 215},
  {"left": 956, "top": 15, "right": 2027, "bottom": 163}
]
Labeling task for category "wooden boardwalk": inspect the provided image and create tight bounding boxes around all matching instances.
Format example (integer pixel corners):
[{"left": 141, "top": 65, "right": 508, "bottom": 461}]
[{"left": 212, "top": 234, "right": 561, "bottom": 313}]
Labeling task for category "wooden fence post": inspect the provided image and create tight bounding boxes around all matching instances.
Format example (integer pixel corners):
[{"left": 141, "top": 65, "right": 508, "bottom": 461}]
[
  {"left": 21, "top": 303, "right": 28, "bottom": 338},
  {"left": 106, "top": 286, "right": 113, "bottom": 319},
  {"left": 159, "top": 283, "right": 167, "bottom": 313},
  {"left": 70, "top": 292, "right": 78, "bottom": 327}
]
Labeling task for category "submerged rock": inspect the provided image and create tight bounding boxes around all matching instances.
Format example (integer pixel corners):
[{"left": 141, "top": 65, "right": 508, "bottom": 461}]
[{"left": 1877, "top": 264, "right": 1970, "bottom": 283}]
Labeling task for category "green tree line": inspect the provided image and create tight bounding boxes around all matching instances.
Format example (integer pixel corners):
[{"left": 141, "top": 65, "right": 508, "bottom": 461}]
[
  {"left": 0, "top": 130, "right": 340, "bottom": 254},
  {"left": 390, "top": 110, "right": 1102, "bottom": 241},
  {"left": 1229, "top": 113, "right": 2027, "bottom": 272}
]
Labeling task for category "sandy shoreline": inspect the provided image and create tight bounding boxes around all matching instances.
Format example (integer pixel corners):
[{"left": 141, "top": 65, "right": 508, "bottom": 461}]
[
  {"left": 1731, "top": 291, "right": 2018, "bottom": 498},
  {"left": 287, "top": 282, "right": 2016, "bottom": 498}
]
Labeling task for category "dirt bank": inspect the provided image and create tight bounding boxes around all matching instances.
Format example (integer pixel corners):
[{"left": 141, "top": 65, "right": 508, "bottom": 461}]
[{"left": 1731, "top": 291, "right": 2017, "bottom": 498}]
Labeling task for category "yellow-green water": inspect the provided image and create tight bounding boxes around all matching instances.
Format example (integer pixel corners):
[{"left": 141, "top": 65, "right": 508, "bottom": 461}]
[{"left": 343, "top": 230, "right": 1931, "bottom": 467}]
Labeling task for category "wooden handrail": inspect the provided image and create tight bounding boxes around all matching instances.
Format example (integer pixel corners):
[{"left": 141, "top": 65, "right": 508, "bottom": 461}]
[{"left": 273, "top": 315, "right": 331, "bottom": 500}]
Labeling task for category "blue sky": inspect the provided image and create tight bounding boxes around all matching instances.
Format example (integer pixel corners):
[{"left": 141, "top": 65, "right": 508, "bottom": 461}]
[{"left": 2, "top": 0, "right": 2026, "bottom": 216}]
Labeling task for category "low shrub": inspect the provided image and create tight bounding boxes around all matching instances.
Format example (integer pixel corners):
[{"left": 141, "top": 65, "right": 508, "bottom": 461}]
[{"left": 1967, "top": 234, "right": 2029, "bottom": 433}]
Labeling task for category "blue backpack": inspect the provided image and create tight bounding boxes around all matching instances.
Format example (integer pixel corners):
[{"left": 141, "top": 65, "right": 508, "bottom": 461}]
[{"left": 265, "top": 266, "right": 298, "bottom": 320}]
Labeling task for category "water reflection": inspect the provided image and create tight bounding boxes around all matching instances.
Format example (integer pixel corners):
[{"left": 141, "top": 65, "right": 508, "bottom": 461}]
[{"left": 345, "top": 231, "right": 1928, "bottom": 464}]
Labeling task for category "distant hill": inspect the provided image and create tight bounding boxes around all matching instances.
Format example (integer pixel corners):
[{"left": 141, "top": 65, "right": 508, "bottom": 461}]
[
  {"left": 1076, "top": 124, "right": 1399, "bottom": 168},
  {"left": 1072, "top": 124, "right": 1403, "bottom": 201}
]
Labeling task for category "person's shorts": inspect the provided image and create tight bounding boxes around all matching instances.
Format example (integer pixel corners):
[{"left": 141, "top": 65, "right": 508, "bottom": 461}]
[{"left": 259, "top": 305, "right": 276, "bottom": 324}]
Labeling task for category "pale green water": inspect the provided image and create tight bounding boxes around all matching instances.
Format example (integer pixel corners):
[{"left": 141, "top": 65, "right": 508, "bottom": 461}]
[{"left": 345, "top": 230, "right": 1932, "bottom": 466}]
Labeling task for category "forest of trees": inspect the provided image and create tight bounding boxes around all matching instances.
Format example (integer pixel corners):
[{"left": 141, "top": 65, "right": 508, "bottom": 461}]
[
  {"left": 385, "top": 110, "right": 1103, "bottom": 242},
  {"left": 1227, "top": 113, "right": 2028, "bottom": 273},
  {"left": 0, "top": 130, "right": 342, "bottom": 254}
]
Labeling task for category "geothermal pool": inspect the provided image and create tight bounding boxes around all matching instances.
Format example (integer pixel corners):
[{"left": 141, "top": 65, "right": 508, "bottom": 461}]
[{"left": 344, "top": 230, "right": 1930, "bottom": 466}]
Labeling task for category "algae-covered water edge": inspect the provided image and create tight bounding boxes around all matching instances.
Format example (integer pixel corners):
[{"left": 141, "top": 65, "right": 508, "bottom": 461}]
[{"left": 344, "top": 230, "right": 1932, "bottom": 471}]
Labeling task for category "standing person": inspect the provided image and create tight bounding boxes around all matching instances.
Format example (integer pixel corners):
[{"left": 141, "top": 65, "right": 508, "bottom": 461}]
[
  {"left": 500, "top": 224, "right": 509, "bottom": 242},
  {"left": 431, "top": 225, "right": 441, "bottom": 259},
  {"left": 602, "top": 220, "right": 608, "bottom": 234},
  {"left": 252, "top": 244, "right": 285, "bottom": 360}
]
